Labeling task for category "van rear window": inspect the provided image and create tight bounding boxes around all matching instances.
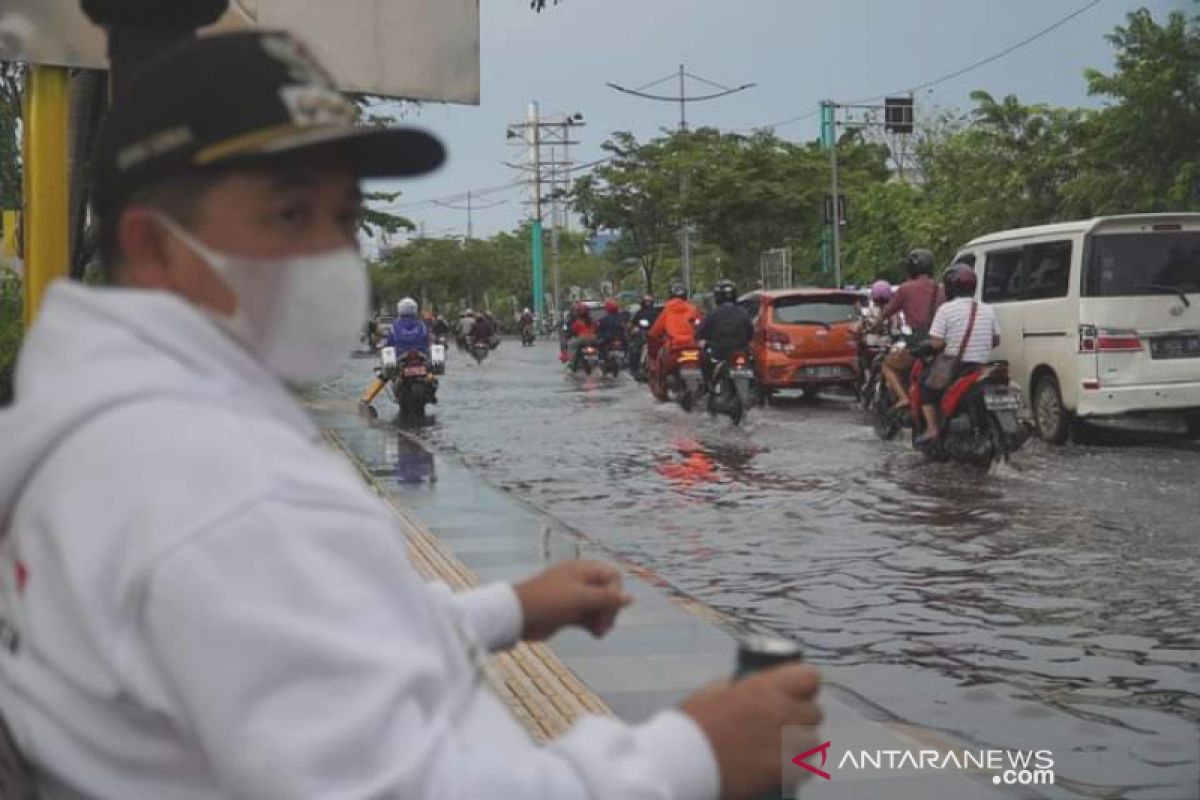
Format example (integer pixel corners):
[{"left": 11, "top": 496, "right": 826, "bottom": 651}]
[
  {"left": 771, "top": 296, "right": 858, "bottom": 325},
  {"left": 1085, "top": 233, "right": 1200, "bottom": 297}
]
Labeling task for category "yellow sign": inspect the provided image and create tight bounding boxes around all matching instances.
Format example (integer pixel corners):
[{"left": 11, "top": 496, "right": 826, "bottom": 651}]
[{"left": 1, "top": 211, "right": 18, "bottom": 261}]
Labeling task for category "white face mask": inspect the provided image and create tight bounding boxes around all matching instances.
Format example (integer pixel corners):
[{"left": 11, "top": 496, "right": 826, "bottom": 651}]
[{"left": 156, "top": 215, "right": 367, "bottom": 385}]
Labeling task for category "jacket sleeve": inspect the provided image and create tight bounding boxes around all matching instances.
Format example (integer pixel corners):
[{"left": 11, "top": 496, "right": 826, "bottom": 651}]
[
  {"left": 131, "top": 499, "right": 720, "bottom": 800},
  {"left": 648, "top": 312, "right": 667, "bottom": 341},
  {"left": 695, "top": 313, "right": 714, "bottom": 342}
]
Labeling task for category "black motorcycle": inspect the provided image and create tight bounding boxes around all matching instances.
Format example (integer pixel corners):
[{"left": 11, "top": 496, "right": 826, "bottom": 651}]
[
  {"left": 521, "top": 325, "right": 536, "bottom": 347},
  {"left": 705, "top": 351, "right": 756, "bottom": 425},
  {"left": 600, "top": 338, "right": 627, "bottom": 378},
  {"left": 570, "top": 341, "right": 602, "bottom": 376},
  {"left": 376, "top": 346, "right": 437, "bottom": 419},
  {"left": 627, "top": 319, "right": 651, "bottom": 382},
  {"left": 470, "top": 339, "right": 490, "bottom": 365}
]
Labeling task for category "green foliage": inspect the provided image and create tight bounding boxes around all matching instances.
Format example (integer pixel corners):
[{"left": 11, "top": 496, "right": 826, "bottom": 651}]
[
  {"left": 368, "top": 226, "right": 610, "bottom": 319},
  {"left": 0, "top": 269, "right": 21, "bottom": 406},
  {"left": 1, "top": 62, "right": 22, "bottom": 213},
  {"left": 566, "top": 6, "right": 1200, "bottom": 291}
]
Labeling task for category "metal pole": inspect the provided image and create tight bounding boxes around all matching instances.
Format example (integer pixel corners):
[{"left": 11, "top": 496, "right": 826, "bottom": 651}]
[
  {"left": 678, "top": 64, "right": 692, "bottom": 296},
  {"left": 828, "top": 104, "right": 842, "bottom": 289},
  {"left": 529, "top": 102, "right": 545, "bottom": 324},
  {"left": 466, "top": 189, "right": 473, "bottom": 240},
  {"left": 23, "top": 65, "right": 70, "bottom": 328},
  {"left": 550, "top": 144, "right": 561, "bottom": 321}
]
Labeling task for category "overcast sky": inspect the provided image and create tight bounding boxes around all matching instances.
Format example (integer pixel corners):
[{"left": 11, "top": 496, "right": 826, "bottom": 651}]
[{"left": 367, "top": 0, "right": 1188, "bottom": 242}]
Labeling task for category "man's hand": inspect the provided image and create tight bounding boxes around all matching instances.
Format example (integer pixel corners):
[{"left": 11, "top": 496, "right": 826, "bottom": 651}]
[
  {"left": 514, "top": 560, "right": 633, "bottom": 641},
  {"left": 681, "top": 664, "right": 822, "bottom": 800}
]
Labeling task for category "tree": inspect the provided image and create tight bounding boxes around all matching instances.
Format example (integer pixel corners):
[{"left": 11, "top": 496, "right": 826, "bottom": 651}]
[
  {"left": 571, "top": 132, "right": 679, "bottom": 294},
  {"left": 1065, "top": 5, "right": 1200, "bottom": 215}
]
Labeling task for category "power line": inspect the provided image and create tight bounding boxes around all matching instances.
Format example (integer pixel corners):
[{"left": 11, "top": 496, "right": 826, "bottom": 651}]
[
  {"left": 754, "top": 0, "right": 1105, "bottom": 131},
  {"left": 844, "top": 0, "right": 1105, "bottom": 106}
]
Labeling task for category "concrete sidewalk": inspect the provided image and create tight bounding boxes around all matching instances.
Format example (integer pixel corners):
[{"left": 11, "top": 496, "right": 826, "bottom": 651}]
[{"left": 318, "top": 408, "right": 1025, "bottom": 800}]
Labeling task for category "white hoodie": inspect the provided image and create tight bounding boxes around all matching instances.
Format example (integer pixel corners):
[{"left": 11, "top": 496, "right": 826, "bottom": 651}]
[{"left": 0, "top": 282, "right": 719, "bottom": 800}]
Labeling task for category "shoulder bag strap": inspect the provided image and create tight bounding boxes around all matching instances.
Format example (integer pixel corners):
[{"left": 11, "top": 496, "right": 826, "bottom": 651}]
[{"left": 955, "top": 301, "right": 979, "bottom": 362}]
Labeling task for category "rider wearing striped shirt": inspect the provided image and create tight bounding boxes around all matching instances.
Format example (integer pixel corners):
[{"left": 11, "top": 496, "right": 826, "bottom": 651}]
[{"left": 917, "top": 264, "right": 1001, "bottom": 443}]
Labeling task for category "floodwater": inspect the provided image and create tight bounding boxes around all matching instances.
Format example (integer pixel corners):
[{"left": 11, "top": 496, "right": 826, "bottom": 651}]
[{"left": 325, "top": 340, "right": 1200, "bottom": 798}]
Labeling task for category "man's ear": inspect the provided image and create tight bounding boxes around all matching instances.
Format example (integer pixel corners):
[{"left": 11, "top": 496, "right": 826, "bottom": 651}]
[{"left": 116, "top": 207, "right": 174, "bottom": 289}]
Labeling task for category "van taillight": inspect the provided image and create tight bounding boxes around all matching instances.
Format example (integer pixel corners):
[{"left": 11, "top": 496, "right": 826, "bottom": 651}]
[
  {"left": 1081, "top": 325, "right": 1141, "bottom": 352},
  {"left": 765, "top": 329, "right": 790, "bottom": 352},
  {"left": 1152, "top": 223, "right": 1183, "bottom": 231}
]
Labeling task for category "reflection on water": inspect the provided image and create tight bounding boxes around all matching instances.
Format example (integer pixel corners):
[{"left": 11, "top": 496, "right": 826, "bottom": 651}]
[{"left": 327, "top": 344, "right": 1200, "bottom": 796}]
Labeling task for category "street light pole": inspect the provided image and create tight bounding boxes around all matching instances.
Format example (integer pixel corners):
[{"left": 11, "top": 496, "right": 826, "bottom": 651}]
[
  {"left": 608, "top": 66, "right": 755, "bottom": 297},
  {"left": 829, "top": 111, "right": 841, "bottom": 289}
]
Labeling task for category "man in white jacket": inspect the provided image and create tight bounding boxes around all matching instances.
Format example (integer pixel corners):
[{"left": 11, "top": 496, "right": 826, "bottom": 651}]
[{"left": 0, "top": 31, "right": 820, "bottom": 799}]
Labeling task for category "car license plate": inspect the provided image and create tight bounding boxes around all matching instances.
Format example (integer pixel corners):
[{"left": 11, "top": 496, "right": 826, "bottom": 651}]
[
  {"left": 403, "top": 366, "right": 427, "bottom": 377},
  {"left": 805, "top": 365, "right": 845, "bottom": 378},
  {"left": 984, "top": 391, "right": 1020, "bottom": 411},
  {"left": 1150, "top": 334, "right": 1200, "bottom": 360}
]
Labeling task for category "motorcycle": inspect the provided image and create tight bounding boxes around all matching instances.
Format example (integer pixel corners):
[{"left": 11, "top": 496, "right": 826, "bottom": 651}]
[
  {"left": 470, "top": 339, "right": 490, "bottom": 365},
  {"left": 521, "top": 325, "right": 536, "bottom": 347},
  {"left": 627, "top": 319, "right": 651, "bottom": 382},
  {"left": 600, "top": 338, "right": 626, "bottom": 378},
  {"left": 706, "top": 350, "right": 755, "bottom": 425},
  {"left": 430, "top": 336, "right": 448, "bottom": 375},
  {"left": 649, "top": 344, "right": 704, "bottom": 412},
  {"left": 908, "top": 351, "right": 1031, "bottom": 467},
  {"left": 570, "top": 341, "right": 602, "bottom": 375},
  {"left": 377, "top": 346, "right": 438, "bottom": 419}
]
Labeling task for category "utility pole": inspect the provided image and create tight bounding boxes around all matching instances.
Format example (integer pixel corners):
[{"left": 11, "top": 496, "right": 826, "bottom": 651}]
[
  {"left": 466, "top": 189, "right": 472, "bottom": 240},
  {"left": 506, "top": 107, "right": 584, "bottom": 327},
  {"left": 823, "top": 100, "right": 842, "bottom": 289},
  {"left": 608, "top": 66, "right": 755, "bottom": 297},
  {"left": 821, "top": 96, "right": 914, "bottom": 289}
]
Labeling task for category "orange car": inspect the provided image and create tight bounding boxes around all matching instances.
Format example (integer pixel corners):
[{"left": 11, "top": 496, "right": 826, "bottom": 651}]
[{"left": 740, "top": 289, "right": 862, "bottom": 400}]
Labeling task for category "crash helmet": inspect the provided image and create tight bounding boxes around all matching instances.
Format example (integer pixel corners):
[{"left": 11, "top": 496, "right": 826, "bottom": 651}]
[
  {"left": 668, "top": 282, "right": 687, "bottom": 299},
  {"left": 604, "top": 299, "right": 620, "bottom": 314},
  {"left": 397, "top": 297, "right": 418, "bottom": 318},
  {"left": 943, "top": 263, "right": 979, "bottom": 300},
  {"left": 870, "top": 280, "right": 893, "bottom": 305},
  {"left": 640, "top": 294, "right": 654, "bottom": 309},
  {"left": 905, "top": 248, "right": 935, "bottom": 278},
  {"left": 712, "top": 279, "right": 738, "bottom": 305},
  {"left": 522, "top": 307, "right": 531, "bottom": 315}
]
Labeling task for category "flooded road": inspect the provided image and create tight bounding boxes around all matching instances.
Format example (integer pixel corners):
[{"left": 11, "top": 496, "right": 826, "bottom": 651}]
[{"left": 324, "top": 340, "right": 1200, "bottom": 797}]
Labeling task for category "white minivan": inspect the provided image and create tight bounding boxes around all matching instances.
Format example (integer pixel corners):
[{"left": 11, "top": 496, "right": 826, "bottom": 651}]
[{"left": 954, "top": 214, "right": 1200, "bottom": 443}]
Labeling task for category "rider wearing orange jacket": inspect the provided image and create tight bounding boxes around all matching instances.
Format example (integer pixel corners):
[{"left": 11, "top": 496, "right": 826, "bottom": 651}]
[{"left": 648, "top": 283, "right": 703, "bottom": 366}]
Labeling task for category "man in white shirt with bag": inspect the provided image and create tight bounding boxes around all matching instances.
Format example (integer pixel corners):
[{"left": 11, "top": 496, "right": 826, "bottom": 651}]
[{"left": 916, "top": 263, "right": 1002, "bottom": 443}]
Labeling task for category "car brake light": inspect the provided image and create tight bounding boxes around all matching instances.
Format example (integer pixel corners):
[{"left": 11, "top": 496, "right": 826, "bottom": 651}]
[
  {"left": 1081, "top": 325, "right": 1142, "bottom": 352},
  {"left": 1152, "top": 223, "right": 1183, "bottom": 232},
  {"left": 765, "top": 329, "right": 790, "bottom": 353}
]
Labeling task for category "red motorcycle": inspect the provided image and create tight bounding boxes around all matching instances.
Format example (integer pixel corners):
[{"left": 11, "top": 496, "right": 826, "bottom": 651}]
[
  {"left": 648, "top": 341, "right": 704, "bottom": 412},
  {"left": 908, "top": 352, "right": 1030, "bottom": 467}
]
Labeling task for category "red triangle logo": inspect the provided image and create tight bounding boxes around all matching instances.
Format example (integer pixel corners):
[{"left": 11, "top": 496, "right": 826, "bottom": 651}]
[{"left": 792, "top": 740, "right": 832, "bottom": 781}]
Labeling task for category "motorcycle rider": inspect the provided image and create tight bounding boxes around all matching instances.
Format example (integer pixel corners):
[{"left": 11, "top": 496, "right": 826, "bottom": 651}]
[
  {"left": 431, "top": 313, "right": 451, "bottom": 339},
  {"left": 915, "top": 263, "right": 1001, "bottom": 444},
  {"left": 470, "top": 310, "right": 496, "bottom": 347},
  {"left": 457, "top": 308, "right": 476, "bottom": 350},
  {"left": 596, "top": 299, "right": 626, "bottom": 349},
  {"left": 629, "top": 294, "right": 657, "bottom": 330},
  {"left": 696, "top": 279, "right": 753, "bottom": 387},
  {"left": 360, "top": 297, "right": 434, "bottom": 407},
  {"left": 519, "top": 307, "right": 535, "bottom": 335},
  {"left": 564, "top": 302, "right": 599, "bottom": 366},
  {"left": 648, "top": 282, "right": 703, "bottom": 376},
  {"left": 880, "top": 249, "right": 945, "bottom": 407}
]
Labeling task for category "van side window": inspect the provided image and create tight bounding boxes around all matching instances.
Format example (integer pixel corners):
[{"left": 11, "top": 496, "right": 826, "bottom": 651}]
[
  {"left": 983, "top": 250, "right": 1024, "bottom": 303},
  {"left": 1022, "top": 241, "right": 1072, "bottom": 300}
]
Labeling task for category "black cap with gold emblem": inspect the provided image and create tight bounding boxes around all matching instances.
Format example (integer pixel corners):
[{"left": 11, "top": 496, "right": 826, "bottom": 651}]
[{"left": 91, "top": 29, "right": 445, "bottom": 218}]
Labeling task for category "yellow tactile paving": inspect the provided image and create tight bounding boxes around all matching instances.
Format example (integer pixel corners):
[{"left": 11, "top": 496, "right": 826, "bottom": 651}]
[{"left": 326, "top": 433, "right": 614, "bottom": 742}]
